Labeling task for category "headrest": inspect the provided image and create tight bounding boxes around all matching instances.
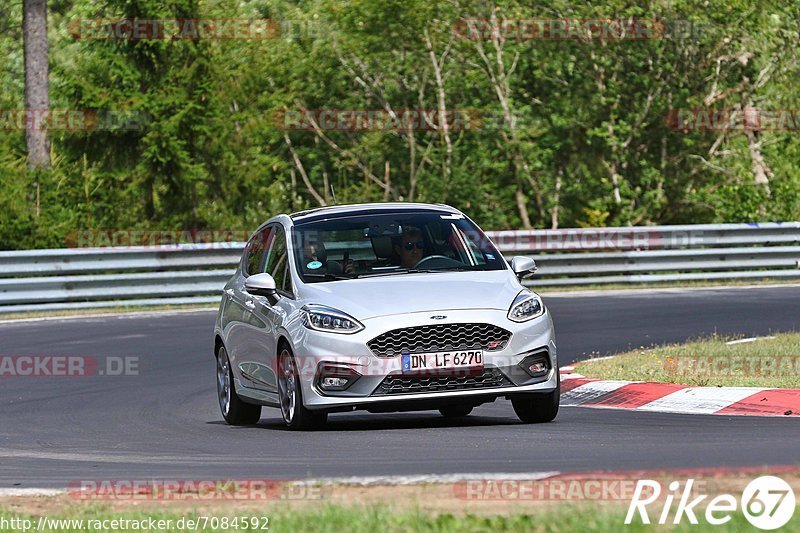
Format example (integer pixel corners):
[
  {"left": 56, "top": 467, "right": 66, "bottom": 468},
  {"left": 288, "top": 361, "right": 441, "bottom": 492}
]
[{"left": 371, "top": 236, "right": 396, "bottom": 259}]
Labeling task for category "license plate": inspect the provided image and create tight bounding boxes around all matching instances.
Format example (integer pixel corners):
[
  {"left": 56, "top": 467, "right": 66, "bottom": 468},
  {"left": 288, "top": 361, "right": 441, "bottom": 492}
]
[{"left": 401, "top": 350, "right": 483, "bottom": 374}]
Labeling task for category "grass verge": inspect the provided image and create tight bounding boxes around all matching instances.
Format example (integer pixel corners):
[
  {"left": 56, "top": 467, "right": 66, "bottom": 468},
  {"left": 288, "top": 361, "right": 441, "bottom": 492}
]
[{"left": 578, "top": 332, "right": 800, "bottom": 387}]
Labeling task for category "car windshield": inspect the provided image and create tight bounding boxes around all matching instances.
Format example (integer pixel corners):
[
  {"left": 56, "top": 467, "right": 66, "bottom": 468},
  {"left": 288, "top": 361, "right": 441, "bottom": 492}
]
[{"left": 292, "top": 211, "right": 506, "bottom": 282}]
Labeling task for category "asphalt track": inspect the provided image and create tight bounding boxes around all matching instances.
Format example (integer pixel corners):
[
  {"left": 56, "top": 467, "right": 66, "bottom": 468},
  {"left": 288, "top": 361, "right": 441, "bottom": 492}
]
[{"left": 1, "top": 286, "right": 799, "bottom": 488}]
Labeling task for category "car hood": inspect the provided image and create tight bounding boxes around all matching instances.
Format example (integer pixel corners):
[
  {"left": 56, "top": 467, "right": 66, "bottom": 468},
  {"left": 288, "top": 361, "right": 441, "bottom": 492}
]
[{"left": 297, "top": 270, "right": 524, "bottom": 320}]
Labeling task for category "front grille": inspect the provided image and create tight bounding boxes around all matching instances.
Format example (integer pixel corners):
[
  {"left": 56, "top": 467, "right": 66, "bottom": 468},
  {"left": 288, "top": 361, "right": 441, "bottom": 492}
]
[
  {"left": 371, "top": 368, "right": 513, "bottom": 396},
  {"left": 367, "top": 323, "right": 511, "bottom": 357}
]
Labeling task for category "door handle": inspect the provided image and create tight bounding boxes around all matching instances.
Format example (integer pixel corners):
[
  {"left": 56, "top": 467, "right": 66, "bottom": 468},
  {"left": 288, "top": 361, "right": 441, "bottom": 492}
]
[{"left": 244, "top": 299, "right": 256, "bottom": 310}]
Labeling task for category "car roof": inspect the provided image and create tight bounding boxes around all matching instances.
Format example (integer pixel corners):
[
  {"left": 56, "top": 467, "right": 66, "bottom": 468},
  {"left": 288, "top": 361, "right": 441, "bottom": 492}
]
[{"left": 289, "top": 202, "right": 461, "bottom": 224}]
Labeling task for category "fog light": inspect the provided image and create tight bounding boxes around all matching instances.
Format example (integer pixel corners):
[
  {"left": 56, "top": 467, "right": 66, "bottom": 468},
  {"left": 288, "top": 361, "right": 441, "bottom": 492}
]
[
  {"left": 528, "top": 362, "right": 547, "bottom": 374},
  {"left": 518, "top": 351, "right": 551, "bottom": 378},
  {"left": 316, "top": 363, "right": 361, "bottom": 391},
  {"left": 321, "top": 377, "right": 349, "bottom": 389}
]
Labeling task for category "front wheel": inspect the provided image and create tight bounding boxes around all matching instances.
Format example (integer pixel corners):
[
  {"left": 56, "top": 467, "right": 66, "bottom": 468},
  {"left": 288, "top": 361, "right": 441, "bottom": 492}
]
[
  {"left": 278, "top": 347, "right": 328, "bottom": 430},
  {"left": 216, "top": 346, "right": 261, "bottom": 425},
  {"left": 511, "top": 383, "right": 560, "bottom": 423}
]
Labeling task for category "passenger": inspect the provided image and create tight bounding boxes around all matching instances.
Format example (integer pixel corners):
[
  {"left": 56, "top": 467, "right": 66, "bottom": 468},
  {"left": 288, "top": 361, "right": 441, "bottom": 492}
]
[
  {"left": 301, "top": 240, "right": 355, "bottom": 274},
  {"left": 301, "top": 241, "right": 326, "bottom": 268}
]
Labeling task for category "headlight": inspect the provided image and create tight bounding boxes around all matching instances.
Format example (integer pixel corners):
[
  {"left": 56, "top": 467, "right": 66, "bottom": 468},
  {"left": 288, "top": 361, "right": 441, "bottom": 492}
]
[
  {"left": 302, "top": 304, "right": 364, "bottom": 334},
  {"left": 507, "top": 290, "right": 545, "bottom": 322}
]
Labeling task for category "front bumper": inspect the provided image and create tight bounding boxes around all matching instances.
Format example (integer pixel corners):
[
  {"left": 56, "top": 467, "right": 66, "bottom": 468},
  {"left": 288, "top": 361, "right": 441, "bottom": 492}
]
[{"left": 289, "top": 308, "right": 558, "bottom": 410}]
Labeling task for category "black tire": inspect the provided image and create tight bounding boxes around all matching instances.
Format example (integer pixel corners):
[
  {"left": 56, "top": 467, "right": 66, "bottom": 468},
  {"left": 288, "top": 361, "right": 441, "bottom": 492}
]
[
  {"left": 439, "top": 405, "right": 474, "bottom": 418},
  {"left": 511, "top": 382, "right": 560, "bottom": 423},
  {"left": 278, "top": 347, "right": 328, "bottom": 431},
  {"left": 216, "top": 346, "right": 262, "bottom": 425}
]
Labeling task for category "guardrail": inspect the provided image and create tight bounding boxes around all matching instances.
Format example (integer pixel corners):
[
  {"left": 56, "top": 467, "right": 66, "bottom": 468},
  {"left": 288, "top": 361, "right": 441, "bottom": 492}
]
[{"left": 1, "top": 222, "right": 799, "bottom": 313}]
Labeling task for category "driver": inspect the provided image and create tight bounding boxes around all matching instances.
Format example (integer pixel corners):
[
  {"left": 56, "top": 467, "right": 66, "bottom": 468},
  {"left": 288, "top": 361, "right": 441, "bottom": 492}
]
[{"left": 394, "top": 226, "right": 426, "bottom": 269}]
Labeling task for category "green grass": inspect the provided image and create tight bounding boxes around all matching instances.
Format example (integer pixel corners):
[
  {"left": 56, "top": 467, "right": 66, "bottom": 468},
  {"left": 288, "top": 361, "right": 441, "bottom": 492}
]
[
  {"left": 2, "top": 504, "right": 796, "bottom": 532},
  {"left": 579, "top": 332, "right": 800, "bottom": 387}
]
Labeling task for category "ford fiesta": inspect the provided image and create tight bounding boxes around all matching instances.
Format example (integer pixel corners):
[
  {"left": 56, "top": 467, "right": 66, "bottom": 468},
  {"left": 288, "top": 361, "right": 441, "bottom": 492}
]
[{"left": 213, "top": 203, "right": 559, "bottom": 429}]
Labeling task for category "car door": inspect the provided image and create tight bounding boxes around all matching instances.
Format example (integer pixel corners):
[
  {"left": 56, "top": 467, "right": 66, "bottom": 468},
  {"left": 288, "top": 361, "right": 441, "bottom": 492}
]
[
  {"left": 225, "top": 226, "right": 276, "bottom": 394},
  {"left": 256, "top": 224, "right": 296, "bottom": 388}
]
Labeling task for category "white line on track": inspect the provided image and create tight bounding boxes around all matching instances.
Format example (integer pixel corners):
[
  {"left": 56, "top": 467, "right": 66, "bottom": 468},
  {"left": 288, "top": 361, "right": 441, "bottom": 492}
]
[
  {"left": 292, "top": 472, "right": 561, "bottom": 486},
  {"left": 560, "top": 380, "right": 631, "bottom": 406},
  {"left": 725, "top": 336, "right": 777, "bottom": 345},
  {"left": 0, "top": 488, "right": 64, "bottom": 496},
  {"left": 637, "top": 387, "right": 763, "bottom": 414},
  {"left": 541, "top": 283, "right": 800, "bottom": 298},
  {"left": 583, "top": 355, "right": 617, "bottom": 363},
  {"left": 0, "top": 307, "right": 217, "bottom": 325},
  {"left": 0, "top": 448, "right": 249, "bottom": 465}
]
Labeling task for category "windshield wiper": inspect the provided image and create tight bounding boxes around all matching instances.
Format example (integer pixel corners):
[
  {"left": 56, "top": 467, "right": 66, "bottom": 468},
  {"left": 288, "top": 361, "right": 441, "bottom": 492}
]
[
  {"left": 435, "top": 267, "right": 474, "bottom": 272},
  {"left": 360, "top": 268, "right": 447, "bottom": 278},
  {"left": 303, "top": 273, "right": 358, "bottom": 281}
]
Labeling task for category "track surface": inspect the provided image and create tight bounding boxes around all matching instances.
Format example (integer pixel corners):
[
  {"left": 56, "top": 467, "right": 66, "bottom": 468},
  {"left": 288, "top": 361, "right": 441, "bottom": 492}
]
[{"left": 2, "top": 286, "right": 799, "bottom": 487}]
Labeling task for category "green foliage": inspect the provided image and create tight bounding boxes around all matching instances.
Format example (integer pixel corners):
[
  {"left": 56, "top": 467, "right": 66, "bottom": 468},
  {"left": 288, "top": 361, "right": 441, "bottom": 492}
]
[{"left": 2, "top": 0, "right": 800, "bottom": 249}]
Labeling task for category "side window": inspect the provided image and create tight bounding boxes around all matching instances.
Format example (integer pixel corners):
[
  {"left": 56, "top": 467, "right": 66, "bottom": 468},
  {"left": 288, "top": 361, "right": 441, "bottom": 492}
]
[
  {"left": 265, "top": 225, "right": 294, "bottom": 296},
  {"left": 244, "top": 227, "right": 272, "bottom": 276}
]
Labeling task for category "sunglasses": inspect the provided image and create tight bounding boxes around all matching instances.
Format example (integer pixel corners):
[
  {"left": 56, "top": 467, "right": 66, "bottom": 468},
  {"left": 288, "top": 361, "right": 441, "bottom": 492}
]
[{"left": 403, "top": 240, "right": 424, "bottom": 251}]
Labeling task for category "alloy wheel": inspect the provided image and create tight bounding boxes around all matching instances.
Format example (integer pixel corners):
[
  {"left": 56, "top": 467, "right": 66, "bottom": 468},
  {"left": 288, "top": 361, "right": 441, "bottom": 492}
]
[
  {"left": 278, "top": 350, "right": 297, "bottom": 425},
  {"left": 216, "top": 349, "right": 231, "bottom": 416}
]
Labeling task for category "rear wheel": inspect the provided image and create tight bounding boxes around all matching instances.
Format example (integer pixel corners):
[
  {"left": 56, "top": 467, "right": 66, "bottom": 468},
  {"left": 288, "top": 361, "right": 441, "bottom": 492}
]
[
  {"left": 511, "top": 383, "right": 560, "bottom": 424},
  {"left": 439, "top": 405, "right": 474, "bottom": 418},
  {"left": 216, "top": 346, "right": 261, "bottom": 425},
  {"left": 278, "top": 347, "right": 328, "bottom": 430}
]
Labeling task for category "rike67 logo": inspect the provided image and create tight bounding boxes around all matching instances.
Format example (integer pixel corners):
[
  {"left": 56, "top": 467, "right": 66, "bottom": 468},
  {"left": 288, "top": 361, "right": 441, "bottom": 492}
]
[{"left": 625, "top": 476, "right": 795, "bottom": 530}]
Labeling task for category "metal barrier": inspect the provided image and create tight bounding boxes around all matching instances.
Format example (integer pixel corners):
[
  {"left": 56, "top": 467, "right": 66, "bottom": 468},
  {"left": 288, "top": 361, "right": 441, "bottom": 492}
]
[{"left": 1, "top": 223, "right": 799, "bottom": 313}]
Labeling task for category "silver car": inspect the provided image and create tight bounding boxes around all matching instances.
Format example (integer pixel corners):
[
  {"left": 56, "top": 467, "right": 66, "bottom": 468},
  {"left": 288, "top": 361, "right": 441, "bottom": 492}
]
[{"left": 214, "top": 203, "right": 558, "bottom": 429}]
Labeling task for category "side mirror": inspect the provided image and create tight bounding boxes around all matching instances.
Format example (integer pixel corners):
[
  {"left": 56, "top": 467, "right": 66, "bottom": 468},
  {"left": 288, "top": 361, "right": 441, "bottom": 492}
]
[
  {"left": 245, "top": 273, "right": 279, "bottom": 304},
  {"left": 511, "top": 256, "right": 537, "bottom": 280}
]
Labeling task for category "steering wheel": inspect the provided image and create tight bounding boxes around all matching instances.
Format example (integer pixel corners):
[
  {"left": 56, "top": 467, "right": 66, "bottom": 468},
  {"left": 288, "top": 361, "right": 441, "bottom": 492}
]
[{"left": 413, "top": 255, "right": 458, "bottom": 269}]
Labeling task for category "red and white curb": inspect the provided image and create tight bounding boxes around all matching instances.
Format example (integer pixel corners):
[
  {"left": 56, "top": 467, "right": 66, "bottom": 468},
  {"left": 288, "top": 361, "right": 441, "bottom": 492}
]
[{"left": 559, "top": 367, "right": 800, "bottom": 417}]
